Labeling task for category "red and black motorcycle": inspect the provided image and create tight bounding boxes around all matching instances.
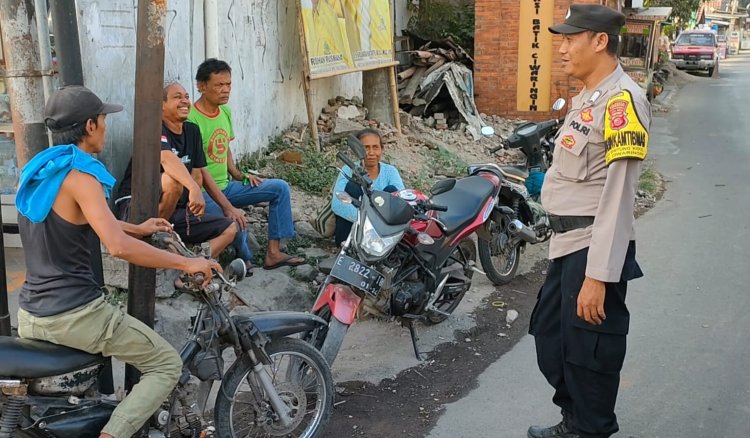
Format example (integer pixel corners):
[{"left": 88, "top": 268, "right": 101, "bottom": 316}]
[{"left": 307, "top": 137, "right": 501, "bottom": 364}]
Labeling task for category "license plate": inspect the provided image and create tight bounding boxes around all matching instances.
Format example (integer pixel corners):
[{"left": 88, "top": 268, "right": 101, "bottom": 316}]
[{"left": 330, "top": 254, "right": 384, "bottom": 297}]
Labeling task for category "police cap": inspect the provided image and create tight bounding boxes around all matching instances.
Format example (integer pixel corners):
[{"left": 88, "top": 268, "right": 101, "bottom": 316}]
[{"left": 549, "top": 4, "right": 625, "bottom": 36}]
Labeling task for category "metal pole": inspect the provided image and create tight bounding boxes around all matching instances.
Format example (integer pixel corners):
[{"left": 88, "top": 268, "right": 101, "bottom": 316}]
[
  {"left": 125, "top": 0, "right": 167, "bottom": 391},
  {"left": 0, "top": 210, "right": 9, "bottom": 337},
  {"left": 0, "top": 0, "right": 49, "bottom": 168},
  {"left": 33, "top": 0, "right": 53, "bottom": 99},
  {"left": 0, "top": 0, "right": 49, "bottom": 337},
  {"left": 48, "top": 0, "right": 84, "bottom": 86}
]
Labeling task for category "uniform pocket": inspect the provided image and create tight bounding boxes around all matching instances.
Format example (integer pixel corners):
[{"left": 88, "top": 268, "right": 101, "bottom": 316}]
[
  {"left": 556, "top": 132, "right": 589, "bottom": 181},
  {"left": 565, "top": 327, "right": 627, "bottom": 374}
]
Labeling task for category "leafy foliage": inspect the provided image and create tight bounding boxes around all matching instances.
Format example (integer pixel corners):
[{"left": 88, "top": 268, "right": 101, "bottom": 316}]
[
  {"left": 649, "top": 0, "right": 702, "bottom": 28},
  {"left": 238, "top": 136, "right": 339, "bottom": 196},
  {"left": 408, "top": 0, "right": 475, "bottom": 53}
]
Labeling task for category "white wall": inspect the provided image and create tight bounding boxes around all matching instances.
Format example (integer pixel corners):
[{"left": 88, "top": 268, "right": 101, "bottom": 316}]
[{"left": 77, "top": 0, "right": 362, "bottom": 180}]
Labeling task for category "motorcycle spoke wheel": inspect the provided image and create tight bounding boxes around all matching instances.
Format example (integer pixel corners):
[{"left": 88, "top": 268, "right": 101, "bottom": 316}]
[
  {"left": 478, "top": 220, "right": 521, "bottom": 285},
  {"left": 214, "top": 338, "right": 333, "bottom": 438}
]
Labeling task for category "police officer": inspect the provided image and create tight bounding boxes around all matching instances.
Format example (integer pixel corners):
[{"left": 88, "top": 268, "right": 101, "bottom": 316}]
[{"left": 528, "top": 4, "right": 649, "bottom": 438}]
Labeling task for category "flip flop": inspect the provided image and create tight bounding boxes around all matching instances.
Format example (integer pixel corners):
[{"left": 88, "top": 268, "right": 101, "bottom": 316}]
[{"left": 263, "top": 255, "right": 306, "bottom": 270}]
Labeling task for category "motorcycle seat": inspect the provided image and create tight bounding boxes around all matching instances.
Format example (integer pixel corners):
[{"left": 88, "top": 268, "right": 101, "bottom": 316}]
[
  {"left": 431, "top": 176, "right": 496, "bottom": 235},
  {"left": 0, "top": 336, "right": 105, "bottom": 378},
  {"left": 500, "top": 166, "right": 528, "bottom": 181}
]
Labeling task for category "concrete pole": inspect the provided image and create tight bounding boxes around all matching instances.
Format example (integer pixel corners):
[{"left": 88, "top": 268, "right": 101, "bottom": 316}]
[
  {"left": 0, "top": 0, "right": 49, "bottom": 167},
  {"left": 204, "top": 0, "right": 219, "bottom": 58},
  {"left": 125, "top": 0, "right": 166, "bottom": 392},
  {"left": 362, "top": 68, "right": 395, "bottom": 125}
]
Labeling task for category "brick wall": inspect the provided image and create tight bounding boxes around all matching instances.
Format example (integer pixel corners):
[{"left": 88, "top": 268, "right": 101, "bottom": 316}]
[{"left": 475, "top": 0, "right": 614, "bottom": 121}]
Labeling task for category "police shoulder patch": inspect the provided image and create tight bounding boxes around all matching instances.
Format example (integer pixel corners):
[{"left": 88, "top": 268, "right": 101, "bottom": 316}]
[{"left": 604, "top": 90, "right": 648, "bottom": 165}]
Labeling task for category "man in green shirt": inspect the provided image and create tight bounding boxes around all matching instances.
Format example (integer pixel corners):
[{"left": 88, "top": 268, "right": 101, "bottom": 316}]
[{"left": 188, "top": 58, "right": 304, "bottom": 270}]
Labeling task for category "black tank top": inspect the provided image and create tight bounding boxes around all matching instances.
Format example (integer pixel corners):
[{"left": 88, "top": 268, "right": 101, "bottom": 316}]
[{"left": 18, "top": 210, "right": 102, "bottom": 317}]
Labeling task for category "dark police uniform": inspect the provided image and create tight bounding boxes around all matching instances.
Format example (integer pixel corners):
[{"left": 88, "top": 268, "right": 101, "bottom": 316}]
[{"left": 529, "top": 4, "right": 649, "bottom": 438}]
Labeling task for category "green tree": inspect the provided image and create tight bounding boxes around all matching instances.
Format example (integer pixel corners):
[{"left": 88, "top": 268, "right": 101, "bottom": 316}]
[{"left": 649, "top": 0, "right": 703, "bottom": 28}]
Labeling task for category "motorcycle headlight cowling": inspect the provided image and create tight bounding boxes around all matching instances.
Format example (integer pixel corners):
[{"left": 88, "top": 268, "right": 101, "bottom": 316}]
[{"left": 359, "top": 217, "right": 403, "bottom": 258}]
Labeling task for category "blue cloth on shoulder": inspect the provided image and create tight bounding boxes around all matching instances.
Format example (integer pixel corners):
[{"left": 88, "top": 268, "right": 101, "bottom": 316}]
[{"left": 16, "top": 144, "right": 116, "bottom": 223}]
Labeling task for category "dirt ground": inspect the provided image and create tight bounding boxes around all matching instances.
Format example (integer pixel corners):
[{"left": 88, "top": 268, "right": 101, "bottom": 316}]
[{"left": 322, "top": 261, "right": 547, "bottom": 438}]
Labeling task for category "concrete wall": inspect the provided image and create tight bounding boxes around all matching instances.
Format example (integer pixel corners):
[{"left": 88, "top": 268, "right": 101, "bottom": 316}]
[{"left": 77, "top": 0, "right": 362, "bottom": 181}]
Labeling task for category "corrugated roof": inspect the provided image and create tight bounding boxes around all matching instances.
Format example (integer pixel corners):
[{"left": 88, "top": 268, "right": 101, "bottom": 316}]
[{"left": 632, "top": 7, "right": 673, "bottom": 18}]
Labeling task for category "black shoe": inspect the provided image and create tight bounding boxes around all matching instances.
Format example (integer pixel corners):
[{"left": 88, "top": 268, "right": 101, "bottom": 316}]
[{"left": 527, "top": 413, "right": 579, "bottom": 438}]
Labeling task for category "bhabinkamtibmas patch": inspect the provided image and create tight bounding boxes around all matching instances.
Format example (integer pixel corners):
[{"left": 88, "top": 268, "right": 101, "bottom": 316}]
[{"left": 604, "top": 90, "right": 648, "bottom": 165}]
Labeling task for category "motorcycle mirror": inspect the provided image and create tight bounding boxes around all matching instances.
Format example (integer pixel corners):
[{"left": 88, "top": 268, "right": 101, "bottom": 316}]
[
  {"left": 226, "top": 258, "right": 246, "bottom": 282},
  {"left": 552, "top": 98, "right": 566, "bottom": 112},
  {"left": 480, "top": 126, "right": 495, "bottom": 137},
  {"left": 336, "top": 191, "right": 354, "bottom": 204},
  {"left": 347, "top": 135, "right": 367, "bottom": 160}
]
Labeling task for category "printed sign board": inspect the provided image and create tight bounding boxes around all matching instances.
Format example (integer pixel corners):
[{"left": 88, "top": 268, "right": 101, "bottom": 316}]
[{"left": 300, "top": 0, "right": 395, "bottom": 78}]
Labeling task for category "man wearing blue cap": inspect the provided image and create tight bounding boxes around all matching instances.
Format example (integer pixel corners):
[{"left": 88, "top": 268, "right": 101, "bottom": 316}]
[{"left": 528, "top": 4, "right": 650, "bottom": 438}]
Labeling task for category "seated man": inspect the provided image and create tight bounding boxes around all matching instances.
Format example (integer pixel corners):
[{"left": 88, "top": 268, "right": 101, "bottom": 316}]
[
  {"left": 15, "top": 85, "right": 219, "bottom": 438},
  {"left": 188, "top": 58, "right": 305, "bottom": 271},
  {"left": 114, "top": 81, "right": 237, "bottom": 261},
  {"left": 331, "top": 128, "right": 405, "bottom": 246}
]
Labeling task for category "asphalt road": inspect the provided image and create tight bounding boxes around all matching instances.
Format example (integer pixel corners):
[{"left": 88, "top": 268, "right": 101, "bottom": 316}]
[{"left": 428, "top": 55, "right": 750, "bottom": 438}]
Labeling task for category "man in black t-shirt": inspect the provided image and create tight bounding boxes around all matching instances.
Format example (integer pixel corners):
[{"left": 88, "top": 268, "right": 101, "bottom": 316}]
[{"left": 115, "top": 82, "right": 236, "bottom": 258}]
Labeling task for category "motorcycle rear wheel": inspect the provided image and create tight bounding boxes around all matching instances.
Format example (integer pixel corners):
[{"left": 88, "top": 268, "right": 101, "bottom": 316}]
[
  {"left": 478, "top": 218, "right": 521, "bottom": 285},
  {"left": 426, "top": 238, "right": 477, "bottom": 324},
  {"left": 214, "top": 338, "right": 334, "bottom": 438}
]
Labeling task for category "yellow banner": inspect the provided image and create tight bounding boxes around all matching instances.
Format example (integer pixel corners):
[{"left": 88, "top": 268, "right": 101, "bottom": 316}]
[
  {"left": 300, "top": 0, "right": 394, "bottom": 78},
  {"left": 516, "top": 0, "right": 554, "bottom": 112}
]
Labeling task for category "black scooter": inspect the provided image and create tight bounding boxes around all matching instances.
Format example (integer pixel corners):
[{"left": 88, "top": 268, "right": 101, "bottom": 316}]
[{"left": 472, "top": 98, "right": 566, "bottom": 285}]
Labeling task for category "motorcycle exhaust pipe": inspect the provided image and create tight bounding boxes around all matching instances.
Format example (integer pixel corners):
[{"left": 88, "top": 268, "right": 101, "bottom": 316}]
[{"left": 508, "top": 219, "right": 538, "bottom": 243}]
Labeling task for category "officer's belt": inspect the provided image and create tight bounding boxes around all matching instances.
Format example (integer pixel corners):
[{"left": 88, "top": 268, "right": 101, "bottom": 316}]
[{"left": 548, "top": 215, "right": 595, "bottom": 234}]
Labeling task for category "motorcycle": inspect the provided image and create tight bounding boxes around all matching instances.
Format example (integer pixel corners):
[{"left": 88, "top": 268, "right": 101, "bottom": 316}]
[
  {"left": 472, "top": 98, "right": 566, "bottom": 285},
  {"left": 0, "top": 231, "right": 334, "bottom": 438},
  {"left": 307, "top": 136, "right": 501, "bottom": 364}
]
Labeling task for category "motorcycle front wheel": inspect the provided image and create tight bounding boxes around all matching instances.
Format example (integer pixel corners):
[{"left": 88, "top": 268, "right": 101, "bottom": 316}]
[
  {"left": 478, "top": 218, "right": 521, "bottom": 285},
  {"left": 214, "top": 338, "right": 334, "bottom": 438}
]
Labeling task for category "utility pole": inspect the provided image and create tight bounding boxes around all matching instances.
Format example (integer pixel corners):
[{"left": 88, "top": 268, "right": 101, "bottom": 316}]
[
  {"left": 0, "top": 0, "right": 49, "bottom": 336},
  {"left": 125, "top": 0, "right": 167, "bottom": 391},
  {"left": 0, "top": 0, "right": 49, "bottom": 167},
  {"left": 49, "top": 0, "right": 84, "bottom": 86}
]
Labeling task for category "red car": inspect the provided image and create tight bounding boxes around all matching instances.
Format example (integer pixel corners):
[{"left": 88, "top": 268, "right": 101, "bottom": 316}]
[{"left": 671, "top": 30, "right": 719, "bottom": 76}]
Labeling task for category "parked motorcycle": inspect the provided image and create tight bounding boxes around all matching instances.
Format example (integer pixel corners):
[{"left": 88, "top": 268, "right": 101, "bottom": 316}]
[
  {"left": 473, "top": 98, "right": 566, "bottom": 285},
  {"left": 307, "top": 136, "right": 501, "bottom": 365},
  {"left": 0, "top": 231, "right": 333, "bottom": 438}
]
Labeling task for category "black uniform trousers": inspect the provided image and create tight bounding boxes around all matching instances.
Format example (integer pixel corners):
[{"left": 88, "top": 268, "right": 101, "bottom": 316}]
[{"left": 529, "top": 241, "right": 642, "bottom": 438}]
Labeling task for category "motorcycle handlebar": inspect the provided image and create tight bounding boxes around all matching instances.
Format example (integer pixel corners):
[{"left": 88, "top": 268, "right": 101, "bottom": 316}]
[
  {"left": 337, "top": 152, "right": 373, "bottom": 191},
  {"left": 337, "top": 151, "right": 358, "bottom": 172},
  {"left": 430, "top": 204, "right": 448, "bottom": 212}
]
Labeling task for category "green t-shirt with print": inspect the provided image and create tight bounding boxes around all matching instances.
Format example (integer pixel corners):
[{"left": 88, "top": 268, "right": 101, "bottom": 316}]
[{"left": 187, "top": 104, "right": 234, "bottom": 190}]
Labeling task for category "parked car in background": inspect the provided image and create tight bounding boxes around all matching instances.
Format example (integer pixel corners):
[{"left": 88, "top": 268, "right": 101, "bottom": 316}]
[{"left": 671, "top": 30, "right": 719, "bottom": 76}]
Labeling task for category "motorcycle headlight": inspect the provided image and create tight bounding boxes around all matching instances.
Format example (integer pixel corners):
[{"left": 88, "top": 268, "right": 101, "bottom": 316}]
[{"left": 359, "top": 217, "right": 403, "bottom": 258}]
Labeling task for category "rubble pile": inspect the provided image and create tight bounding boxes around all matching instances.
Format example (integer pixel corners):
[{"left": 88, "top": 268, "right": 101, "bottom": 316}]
[{"left": 396, "top": 39, "right": 484, "bottom": 139}]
